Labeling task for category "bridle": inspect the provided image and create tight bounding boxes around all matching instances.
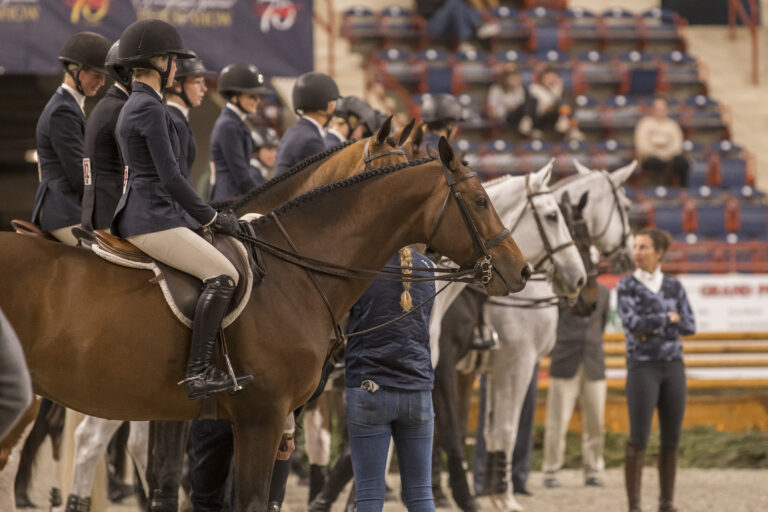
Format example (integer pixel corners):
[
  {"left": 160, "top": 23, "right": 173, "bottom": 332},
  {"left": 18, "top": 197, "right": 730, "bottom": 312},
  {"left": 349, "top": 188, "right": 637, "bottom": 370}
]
[
  {"left": 425, "top": 162, "right": 511, "bottom": 284},
  {"left": 507, "top": 173, "right": 575, "bottom": 273},
  {"left": 362, "top": 138, "right": 407, "bottom": 171},
  {"left": 589, "top": 171, "right": 631, "bottom": 260}
]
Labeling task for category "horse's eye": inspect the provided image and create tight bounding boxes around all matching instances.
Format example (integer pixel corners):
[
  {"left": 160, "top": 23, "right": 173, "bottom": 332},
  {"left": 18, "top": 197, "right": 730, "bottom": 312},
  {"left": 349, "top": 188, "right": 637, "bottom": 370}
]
[
  {"left": 546, "top": 212, "right": 559, "bottom": 222},
  {"left": 476, "top": 196, "right": 488, "bottom": 208}
]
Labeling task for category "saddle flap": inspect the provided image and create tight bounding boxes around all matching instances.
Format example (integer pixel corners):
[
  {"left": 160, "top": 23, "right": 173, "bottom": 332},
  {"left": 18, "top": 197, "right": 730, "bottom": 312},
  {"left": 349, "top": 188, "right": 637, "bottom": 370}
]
[
  {"left": 94, "top": 230, "right": 152, "bottom": 263},
  {"left": 10, "top": 219, "right": 57, "bottom": 241}
]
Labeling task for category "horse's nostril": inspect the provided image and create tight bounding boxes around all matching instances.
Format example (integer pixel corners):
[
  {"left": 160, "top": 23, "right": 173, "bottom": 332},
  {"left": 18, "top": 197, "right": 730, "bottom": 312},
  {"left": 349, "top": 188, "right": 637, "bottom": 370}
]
[
  {"left": 576, "top": 277, "right": 586, "bottom": 289},
  {"left": 521, "top": 264, "right": 533, "bottom": 281}
]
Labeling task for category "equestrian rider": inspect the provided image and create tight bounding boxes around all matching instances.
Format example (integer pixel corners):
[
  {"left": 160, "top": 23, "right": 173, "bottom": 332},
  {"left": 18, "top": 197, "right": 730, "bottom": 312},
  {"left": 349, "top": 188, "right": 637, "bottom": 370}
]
[
  {"left": 82, "top": 41, "right": 131, "bottom": 232},
  {"left": 274, "top": 71, "right": 340, "bottom": 175},
  {"left": 165, "top": 56, "right": 213, "bottom": 181},
  {"left": 31, "top": 31, "right": 110, "bottom": 246},
  {"left": 209, "top": 62, "right": 271, "bottom": 200},
  {"left": 323, "top": 95, "right": 377, "bottom": 148},
  {"left": 111, "top": 19, "right": 251, "bottom": 400},
  {"left": 250, "top": 126, "right": 280, "bottom": 182},
  {"left": 419, "top": 93, "right": 463, "bottom": 152}
]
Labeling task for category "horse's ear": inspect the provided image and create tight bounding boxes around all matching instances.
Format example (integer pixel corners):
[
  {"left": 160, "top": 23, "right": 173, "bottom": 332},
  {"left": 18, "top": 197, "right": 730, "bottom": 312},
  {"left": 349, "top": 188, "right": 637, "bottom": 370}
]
[
  {"left": 375, "top": 115, "right": 393, "bottom": 145},
  {"left": 577, "top": 191, "right": 589, "bottom": 212},
  {"left": 573, "top": 159, "right": 592, "bottom": 175},
  {"left": 412, "top": 122, "right": 425, "bottom": 151},
  {"left": 437, "top": 137, "right": 459, "bottom": 173},
  {"left": 561, "top": 190, "right": 572, "bottom": 207},
  {"left": 426, "top": 144, "right": 439, "bottom": 159},
  {"left": 609, "top": 160, "right": 638, "bottom": 186},
  {"left": 530, "top": 159, "right": 554, "bottom": 190},
  {"left": 393, "top": 118, "right": 415, "bottom": 147}
]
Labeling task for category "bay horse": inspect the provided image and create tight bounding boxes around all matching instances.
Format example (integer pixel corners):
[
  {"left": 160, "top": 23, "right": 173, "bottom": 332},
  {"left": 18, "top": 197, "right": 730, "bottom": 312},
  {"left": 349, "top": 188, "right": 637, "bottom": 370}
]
[
  {"left": 0, "top": 139, "right": 529, "bottom": 512},
  {"left": 60, "top": 117, "right": 415, "bottom": 511}
]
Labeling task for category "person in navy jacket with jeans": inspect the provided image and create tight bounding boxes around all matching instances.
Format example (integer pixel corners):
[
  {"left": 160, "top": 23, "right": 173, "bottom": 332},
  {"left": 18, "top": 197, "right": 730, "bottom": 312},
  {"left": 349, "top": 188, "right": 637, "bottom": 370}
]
[
  {"left": 617, "top": 228, "right": 695, "bottom": 512},
  {"left": 346, "top": 246, "right": 437, "bottom": 512},
  {"left": 31, "top": 31, "right": 110, "bottom": 245},
  {"left": 274, "top": 72, "right": 339, "bottom": 176},
  {"left": 112, "top": 19, "right": 251, "bottom": 400}
]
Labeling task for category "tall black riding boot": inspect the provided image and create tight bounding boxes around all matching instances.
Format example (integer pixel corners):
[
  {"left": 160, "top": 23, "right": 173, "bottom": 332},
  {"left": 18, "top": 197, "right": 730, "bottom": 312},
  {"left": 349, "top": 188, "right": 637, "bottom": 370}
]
[
  {"left": 308, "top": 464, "right": 327, "bottom": 504},
  {"left": 183, "top": 275, "right": 252, "bottom": 400},
  {"left": 625, "top": 441, "right": 644, "bottom": 512},
  {"left": 148, "top": 489, "right": 178, "bottom": 512},
  {"left": 268, "top": 458, "right": 291, "bottom": 512},
  {"left": 64, "top": 494, "right": 91, "bottom": 512},
  {"left": 658, "top": 449, "right": 678, "bottom": 512},
  {"left": 307, "top": 452, "right": 354, "bottom": 512},
  {"left": 483, "top": 451, "right": 509, "bottom": 496}
]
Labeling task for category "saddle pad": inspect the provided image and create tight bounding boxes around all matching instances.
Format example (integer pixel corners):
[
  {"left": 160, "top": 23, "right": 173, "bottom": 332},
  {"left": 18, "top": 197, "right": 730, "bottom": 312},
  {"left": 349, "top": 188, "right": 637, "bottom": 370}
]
[{"left": 91, "top": 236, "right": 253, "bottom": 329}]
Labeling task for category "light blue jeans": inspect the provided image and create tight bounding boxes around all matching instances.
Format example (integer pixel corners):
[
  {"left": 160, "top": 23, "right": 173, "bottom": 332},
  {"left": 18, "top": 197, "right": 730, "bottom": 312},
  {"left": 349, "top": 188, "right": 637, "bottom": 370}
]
[{"left": 347, "top": 386, "right": 436, "bottom": 512}]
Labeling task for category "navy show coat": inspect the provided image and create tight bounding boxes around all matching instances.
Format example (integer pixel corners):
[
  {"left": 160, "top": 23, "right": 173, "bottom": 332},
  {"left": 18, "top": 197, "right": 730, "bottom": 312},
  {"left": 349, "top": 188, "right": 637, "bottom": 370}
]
[
  {"left": 209, "top": 106, "right": 263, "bottom": 201},
  {"left": 111, "top": 82, "right": 215, "bottom": 238},
  {"left": 31, "top": 86, "right": 87, "bottom": 230},
  {"left": 274, "top": 117, "right": 326, "bottom": 176},
  {"left": 166, "top": 103, "right": 196, "bottom": 181},
  {"left": 323, "top": 129, "right": 344, "bottom": 149},
  {"left": 83, "top": 84, "right": 129, "bottom": 230}
]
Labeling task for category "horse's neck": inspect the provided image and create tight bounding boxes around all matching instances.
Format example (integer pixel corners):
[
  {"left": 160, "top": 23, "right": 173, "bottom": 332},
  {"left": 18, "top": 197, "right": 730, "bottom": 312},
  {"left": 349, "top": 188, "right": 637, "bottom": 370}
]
[
  {"left": 258, "top": 163, "right": 440, "bottom": 320},
  {"left": 236, "top": 159, "right": 328, "bottom": 215}
]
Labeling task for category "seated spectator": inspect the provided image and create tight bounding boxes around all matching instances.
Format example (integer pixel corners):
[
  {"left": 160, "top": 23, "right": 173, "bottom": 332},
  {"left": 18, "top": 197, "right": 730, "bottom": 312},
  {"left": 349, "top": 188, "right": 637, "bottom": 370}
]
[
  {"left": 521, "top": 67, "right": 573, "bottom": 140},
  {"left": 487, "top": 64, "right": 528, "bottom": 134},
  {"left": 634, "top": 97, "right": 689, "bottom": 186},
  {"left": 418, "top": 0, "right": 491, "bottom": 46}
]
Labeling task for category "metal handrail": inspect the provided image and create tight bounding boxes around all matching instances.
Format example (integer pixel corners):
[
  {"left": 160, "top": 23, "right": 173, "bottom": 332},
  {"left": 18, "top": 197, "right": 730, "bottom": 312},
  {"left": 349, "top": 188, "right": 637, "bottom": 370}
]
[{"left": 728, "top": 0, "right": 759, "bottom": 85}]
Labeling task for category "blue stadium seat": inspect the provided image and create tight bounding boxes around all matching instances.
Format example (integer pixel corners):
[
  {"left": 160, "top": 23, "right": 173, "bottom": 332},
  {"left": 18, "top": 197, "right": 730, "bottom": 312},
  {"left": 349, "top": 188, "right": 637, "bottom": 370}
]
[
  {"left": 696, "top": 204, "right": 727, "bottom": 237},
  {"left": 379, "top": 6, "right": 424, "bottom": 44},
  {"left": 709, "top": 139, "right": 744, "bottom": 157},
  {"left": 574, "top": 51, "right": 622, "bottom": 95},
  {"left": 527, "top": 7, "right": 561, "bottom": 52},
  {"left": 563, "top": 7, "right": 601, "bottom": 53},
  {"left": 377, "top": 49, "right": 423, "bottom": 88},
  {"left": 686, "top": 185, "right": 722, "bottom": 201},
  {"left": 495, "top": 50, "right": 534, "bottom": 85},
  {"left": 594, "top": 138, "right": 632, "bottom": 169},
  {"left": 641, "top": 8, "right": 684, "bottom": 53},
  {"left": 341, "top": 7, "right": 380, "bottom": 44},
  {"left": 719, "top": 157, "right": 747, "bottom": 188},
  {"left": 601, "top": 8, "right": 642, "bottom": 54},
  {"left": 488, "top": 6, "right": 530, "bottom": 48},
  {"left": 554, "top": 139, "right": 590, "bottom": 174},
  {"left": 659, "top": 51, "right": 704, "bottom": 94},
  {"left": 687, "top": 158, "right": 710, "bottom": 187},
  {"left": 654, "top": 203, "right": 685, "bottom": 236},
  {"left": 453, "top": 49, "right": 492, "bottom": 91},
  {"left": 728, "top": 186, "right": 766, "bottom": 201},
  {"left": 417, "top": 48, "right": 452, "bottom": 93},
  {"left": 739, "top": 203, "right": 768, "bottom": 238},
  {"left": 682, "top": 139, "right": 705, "bottom": 157},
  {"left": 618, "top": 51, "right": 659, "bottom": 95},
  {"left": 535, "top": 50, "right": 573, "bottom": 90},
  {"left": 683, "top": 95, "right": 728, "bottom": 140},
  {"left": 644, "top": 185, "right": 680, "bottom": 201},
  {"left": 456, "top": 92, "right": 493, "bottom": 132},
  {"left": 572, "top": 95, "right": 603, "bottom": 135},
  {"left": 605, "top": 95, "right": 641, "bottom": 133}
]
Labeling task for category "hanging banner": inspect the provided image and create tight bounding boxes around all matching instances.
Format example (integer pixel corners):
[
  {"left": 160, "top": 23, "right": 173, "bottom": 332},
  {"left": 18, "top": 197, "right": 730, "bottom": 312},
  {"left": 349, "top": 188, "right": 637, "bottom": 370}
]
[{"left": 0, "top": 0, "right": 313, "bottom": 77}]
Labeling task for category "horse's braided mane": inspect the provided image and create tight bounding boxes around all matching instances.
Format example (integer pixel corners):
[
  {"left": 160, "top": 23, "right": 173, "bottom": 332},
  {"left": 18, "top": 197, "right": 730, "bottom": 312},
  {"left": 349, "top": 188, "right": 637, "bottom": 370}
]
[
  {"left": 254, "top": 156, "right": 437, "bottom": 223},
  {"left": 210, "top": 138, "right": 358, "bottom": 211}
]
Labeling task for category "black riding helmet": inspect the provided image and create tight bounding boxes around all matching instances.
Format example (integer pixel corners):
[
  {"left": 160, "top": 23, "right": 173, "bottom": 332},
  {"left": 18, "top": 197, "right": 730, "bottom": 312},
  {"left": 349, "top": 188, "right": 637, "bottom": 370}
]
[
  {"left": 218, "top": 63, "right": 270, "bottom": 97},
  {"left": 105, "top": 42, "right": 132, "bottom": 92},
  {"left": 118, "top": 19, "right": 195, "bottom": 88},
  {"left": 170, "top": 57, "right": 214, "bottom": 107},
  {"left": 251, "top": 126, "right": 280, "bottom": 150},
  {"left": 292, "top": 72, "right": 339, "bottom": 114},
  {"left": 420, "top": 93, "right": 463, "bottom": 124},
  {"left": 58, "top": 31, "right": 111, "bottom": 95},
  {"left": 334, "top": 96, "right": 377, "bottom": 136}
]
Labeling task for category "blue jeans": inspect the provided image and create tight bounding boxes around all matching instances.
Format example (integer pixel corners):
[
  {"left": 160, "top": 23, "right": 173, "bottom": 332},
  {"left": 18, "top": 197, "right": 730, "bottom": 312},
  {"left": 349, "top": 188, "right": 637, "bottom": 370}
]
[{"left": 347, "top": 387, "right": 436, "bottom": 512}]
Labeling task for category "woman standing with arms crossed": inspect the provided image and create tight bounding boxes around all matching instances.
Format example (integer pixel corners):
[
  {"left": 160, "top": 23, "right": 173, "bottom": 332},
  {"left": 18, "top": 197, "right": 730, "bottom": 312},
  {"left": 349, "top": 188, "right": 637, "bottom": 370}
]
[
  {"left": 345, "top": 246, "right": 437, "bottom": 512},
  {"left": 617, "top": 228, "right": 695, "bottom": 512}
]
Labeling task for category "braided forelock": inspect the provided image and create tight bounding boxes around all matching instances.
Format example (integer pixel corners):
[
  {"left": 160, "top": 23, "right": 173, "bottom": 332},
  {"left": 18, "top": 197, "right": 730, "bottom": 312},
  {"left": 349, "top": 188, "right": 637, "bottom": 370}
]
[
  {"left": 210, "top": 138, "right": 358, "bottom": 211},
  {"left": 252, "top": 156, "right": 436, "bottom": 222}
]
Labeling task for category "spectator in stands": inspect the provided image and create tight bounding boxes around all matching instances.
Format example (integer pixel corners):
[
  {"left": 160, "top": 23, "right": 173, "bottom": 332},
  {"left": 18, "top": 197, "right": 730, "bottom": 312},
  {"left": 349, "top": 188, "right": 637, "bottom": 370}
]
[
  {"left": 418, "top": 0, "right": 485, "bottom": 45},
  {"left": 420, "top": 93, "right": 463, "bottom": 150},
  {"left": 487, "top": 64, "right": 528, "bottom": 135},
  {"left": 542, "top": 283, "right": 610, "bottom": 489},
  {"left": 250, "top": 126, "right": 280, "bottom": 182},
  {"left": 617, "top": 228, "right": 695, "bottom": 512},
  {"left": 634, "top": 97, "right": 689, "bottom": 186},
  {"left": 521, "top": 67, "right": 573, "bottom": 141}
]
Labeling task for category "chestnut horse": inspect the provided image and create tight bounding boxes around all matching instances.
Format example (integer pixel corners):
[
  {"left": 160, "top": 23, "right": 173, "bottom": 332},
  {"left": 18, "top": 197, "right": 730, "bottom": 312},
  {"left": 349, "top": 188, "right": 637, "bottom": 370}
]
[{"left": 0, "top": 139, "right": 529, "bottom": 511}]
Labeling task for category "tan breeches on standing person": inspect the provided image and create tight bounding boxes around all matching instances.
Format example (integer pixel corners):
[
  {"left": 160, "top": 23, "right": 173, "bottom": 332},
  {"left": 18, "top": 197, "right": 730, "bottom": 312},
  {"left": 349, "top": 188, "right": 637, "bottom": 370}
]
[
  {"left": 542, "top": 364, "right": 607, "bottom": 476},
  {"left": 50, "top": 225, "right": 79, "bottom": 247},
  {"left": 128, "top": 227, "right": 238, "bottom": 285}
]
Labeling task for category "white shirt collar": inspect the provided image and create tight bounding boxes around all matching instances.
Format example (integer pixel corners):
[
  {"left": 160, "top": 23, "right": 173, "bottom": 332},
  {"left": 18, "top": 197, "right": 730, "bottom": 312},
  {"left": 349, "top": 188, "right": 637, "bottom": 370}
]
[
  {"left": 166, "top": 100, "right": 190, "bottom": 120},
  {"left": 114, "top": 83, "right": 129, "bottom": 96},
  {"left": 61, "top": 83, "right": 85, "bottom": 114},
  {"left": 226, "top": 102, "right": 248, "bottom": 122},
  {"left": 302, "top": 115, "right": 326, "bottom": 136},
  {"left": 633, "top": 265, "right": 663, "bottom": 294},
  {"left": 326, "top": 127, "right": 346, "bottom": 143}
]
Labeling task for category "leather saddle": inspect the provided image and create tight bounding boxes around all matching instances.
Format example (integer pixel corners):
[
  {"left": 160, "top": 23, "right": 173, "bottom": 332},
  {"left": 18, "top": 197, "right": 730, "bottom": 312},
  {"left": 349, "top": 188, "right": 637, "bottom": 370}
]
[{"left": 11, "top": 219, "right": 254, "bottom": 329}]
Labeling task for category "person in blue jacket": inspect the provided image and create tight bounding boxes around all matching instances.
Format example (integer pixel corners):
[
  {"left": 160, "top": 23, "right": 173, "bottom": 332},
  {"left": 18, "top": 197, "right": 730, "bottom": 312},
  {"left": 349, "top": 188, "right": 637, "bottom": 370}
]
[
  {"left": 165, "top": 56, "right": 213, "bottom": 181},
  {"left": 31, "top": 31, "right": 110, "bottom": 245},
  {"left": 274, "top": 72, "right": 339, "bottom": 176},
  {"left": 617, "top": 227, "right": 695, "bottom": 512},
  {"left": 209, "top": 63, "right": 271, "bottom": 201},
  {"left": 346, "top": 246, "right": 437, "bottom": 512},
  {"left": 112, "top": 19, "right": 251, "bottom": 400},
  {"left": 250, "top": 126, "right": 280, "bottom": 182},
  {"left": 419, "top": 93, "right": 462, "bottom": 152}
]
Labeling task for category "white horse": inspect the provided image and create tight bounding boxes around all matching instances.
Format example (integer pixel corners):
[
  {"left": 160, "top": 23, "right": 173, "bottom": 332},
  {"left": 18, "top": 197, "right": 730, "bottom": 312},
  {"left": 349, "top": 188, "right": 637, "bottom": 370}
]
[{"left": 482, "top": 160, "right": 637, "bottom": 512}]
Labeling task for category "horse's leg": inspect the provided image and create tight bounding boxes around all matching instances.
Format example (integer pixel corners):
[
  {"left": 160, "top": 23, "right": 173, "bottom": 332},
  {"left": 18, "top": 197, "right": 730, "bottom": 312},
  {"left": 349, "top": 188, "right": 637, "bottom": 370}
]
[
  {"left": 145, "top": 420, "right": 191, "bottom": 511},
  {"left": 126, "top": 421, "right": 149, "bottom": 496},
  {"left": 67, "top": 416, "right": 123, "bottom": 509},
  {"left": 0, "top": 399, "right": 40, "bottom": 512},
  {"left": 232, "top": 420, "right": 284, "bottom": 512}
]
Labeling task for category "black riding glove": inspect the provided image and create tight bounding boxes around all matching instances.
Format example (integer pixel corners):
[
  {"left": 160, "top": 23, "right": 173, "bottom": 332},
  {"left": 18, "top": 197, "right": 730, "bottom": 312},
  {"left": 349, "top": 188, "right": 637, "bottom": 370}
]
[{"left": 212, "top": 212, "right": 241, "bottom": 237}]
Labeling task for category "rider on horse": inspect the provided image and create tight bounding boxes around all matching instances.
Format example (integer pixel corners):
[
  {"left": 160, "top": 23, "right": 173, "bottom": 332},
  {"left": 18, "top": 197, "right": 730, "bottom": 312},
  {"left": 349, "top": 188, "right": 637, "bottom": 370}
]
[
  {"left": 250, "top": 126, "right": 280, "bottom": 182},
  {"left": 209, "top": 62, "right": 271, "bottom": 200},
  {"left": 31, "top": 31, "right": 110, "bottom": 245},
  {"left": 274, "top": 71, "right": 340, "bottom": 176},
  {"left": 111, "top": 19, "right": 251, "bottom": 400},
  {"left": 419, "top": 93, "right": 462, "bottom": 152},
  {"left": 323, "top": 96, "right": 377, "bottom": 148}
]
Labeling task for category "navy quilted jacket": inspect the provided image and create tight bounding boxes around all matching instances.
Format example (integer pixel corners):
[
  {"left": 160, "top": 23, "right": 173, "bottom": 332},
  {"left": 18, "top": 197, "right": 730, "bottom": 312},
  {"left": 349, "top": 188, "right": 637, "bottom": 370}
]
[{"left": 616, "top": 274, "right": 696, "bottom": 362}]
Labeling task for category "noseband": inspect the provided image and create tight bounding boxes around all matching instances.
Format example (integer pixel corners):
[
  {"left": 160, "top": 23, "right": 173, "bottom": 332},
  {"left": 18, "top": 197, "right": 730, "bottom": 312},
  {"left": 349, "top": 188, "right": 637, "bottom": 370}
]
[
  {"left": 363, "top": 138, "right": 407, "bottom": 171},
  {"left": 425, "top": 163, "right": 511, "bottom": 284}
]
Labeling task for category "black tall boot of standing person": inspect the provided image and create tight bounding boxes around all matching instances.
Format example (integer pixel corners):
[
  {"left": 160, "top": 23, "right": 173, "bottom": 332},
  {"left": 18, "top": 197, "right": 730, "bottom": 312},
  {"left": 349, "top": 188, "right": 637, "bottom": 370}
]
[
  {"left": 658, "top": 448, "right": 679, "bottom": 512},
  {"left": 625, "top": 441, "right": 644, "bottom": 512}
]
